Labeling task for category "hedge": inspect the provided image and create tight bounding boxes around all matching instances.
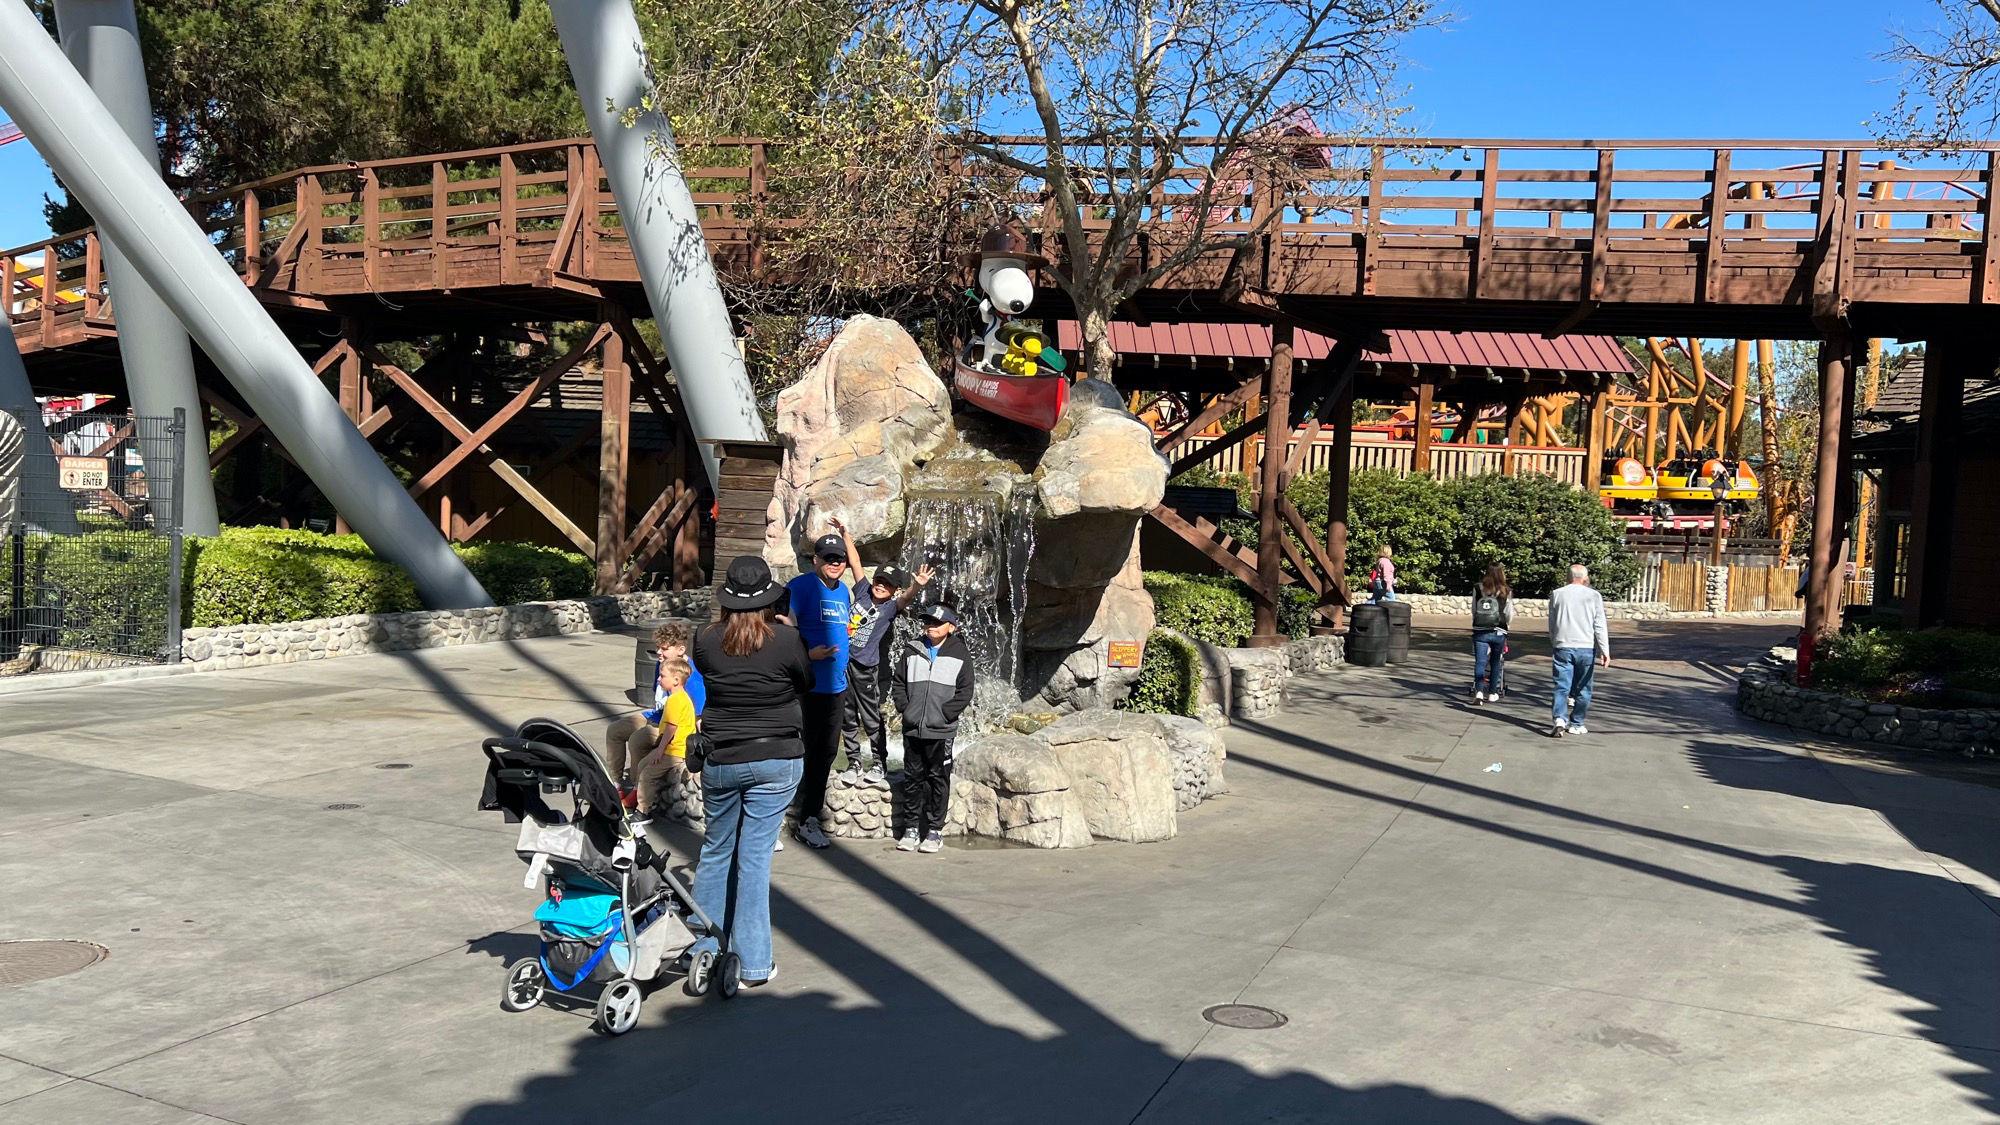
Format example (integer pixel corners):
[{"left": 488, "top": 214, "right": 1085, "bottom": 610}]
[
  {"left": 1284, "top": 469, "right": 1639, "bottom": 599},
  {"left": 1814, "top": 627, "right": 2000, "bottom": 707},
  {"left": 185, "top": 526, "right": 594, "bottom": 628},
  {"left": 1145, "top": 572, "right": 1255, "bottom": 647},
  {"left": 1115, "top": 629, "right": 1202, "bottom": 717},
  {"left": 2, "top": 529, "right": 171, "bottom": 654}
]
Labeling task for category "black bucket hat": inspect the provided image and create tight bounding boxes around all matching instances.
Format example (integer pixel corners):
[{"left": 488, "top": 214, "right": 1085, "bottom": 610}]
[{"left": 717, "top": 556, "right": 786, "bottom": 611}]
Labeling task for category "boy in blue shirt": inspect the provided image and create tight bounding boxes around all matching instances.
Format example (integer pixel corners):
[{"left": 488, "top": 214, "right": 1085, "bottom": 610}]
[{"left": 787, "top": 528, "right": 854, "bottom": 849}]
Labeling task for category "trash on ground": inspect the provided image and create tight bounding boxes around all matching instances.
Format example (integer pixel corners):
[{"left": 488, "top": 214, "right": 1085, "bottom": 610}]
[{"left": 1483, "top": 762, "right": 1503, "bottom": 773}]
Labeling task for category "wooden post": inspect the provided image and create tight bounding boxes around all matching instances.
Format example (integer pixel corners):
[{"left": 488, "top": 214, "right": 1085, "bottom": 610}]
[
  {"left": 1727, "top": 340, "right": 1750, "bottom": 457},
  {"left": 1325, "top": 375, "right": 1355, "bottom": 627},
  {"left": 334, "top": 321, "right": 364, "bottom": 534},
  {"left": 1904, "top": 336, "right": 1967, "bottom": 627},
  {"left": 1583, "top": 386, "right": 1608, "bottom": 492},
  {"left": 597, "top": 315, "right": 631, "bottom": 593},
  {"left": 1412, "top": 381, "right": 1434, "bottom": 472},
  {"left": 1251, "top": 326, "right": 1294, "bottom": 645},
  {"left": 1803, "top": 332, "right": 1854, "bottom": 641},
  {"left": 242, "top": 188, "right": 262, "bottom": 286}
]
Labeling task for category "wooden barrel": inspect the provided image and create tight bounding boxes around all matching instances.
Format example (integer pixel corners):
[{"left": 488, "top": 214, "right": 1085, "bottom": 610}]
[
  {"left": 1347, "top": 603, "right": 1391, "bottom": 667},
  {"left": 1383, "top": 599, "right": 1413, "bottom": 663}
]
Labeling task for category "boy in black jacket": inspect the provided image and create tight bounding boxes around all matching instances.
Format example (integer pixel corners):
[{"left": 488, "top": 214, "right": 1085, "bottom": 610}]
[{"left": 891, "top": 603, "right": 976, "bottom": 854}]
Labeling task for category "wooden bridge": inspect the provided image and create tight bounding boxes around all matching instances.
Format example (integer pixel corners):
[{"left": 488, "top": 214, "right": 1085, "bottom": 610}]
[{"left": 8, "top": 135, "right": 1994, "bottom": 621}]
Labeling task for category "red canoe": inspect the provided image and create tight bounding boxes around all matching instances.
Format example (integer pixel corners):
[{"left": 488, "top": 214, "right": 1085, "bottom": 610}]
[{"left": 952, "top": 360, "right": 1070, "bottom": 432}]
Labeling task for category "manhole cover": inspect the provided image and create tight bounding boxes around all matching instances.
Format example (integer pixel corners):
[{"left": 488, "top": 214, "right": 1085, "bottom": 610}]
[
  {"left": 324, "top": 803, "right": 363, "bottom": 811},
  {"left": 1202, "top": 1003, "right": 1288, "bottom": 1030},
  {"left": 1360, "top": 716, "right": 1389, "bottom": 725},
  {"left": 0, "top": 940, "right": 108, "bottom": 987},
  {"left": 374, "top": 763, "right": 412, "bottom": 770}
]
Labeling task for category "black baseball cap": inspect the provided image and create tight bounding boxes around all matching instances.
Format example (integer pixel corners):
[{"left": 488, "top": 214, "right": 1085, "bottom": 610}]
[
  {"left": 920, "top": 603, "right": 959, "bottom": 626},
  {"left": 812, "top": 534, "right": 847, "bottom": 562},
  {"left": 872, "top": 564, "right": 912, "bottom": 588}
]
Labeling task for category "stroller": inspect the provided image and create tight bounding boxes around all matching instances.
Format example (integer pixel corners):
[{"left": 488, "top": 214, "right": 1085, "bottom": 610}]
[{"left": 479, "top": 717, "right": 738, "bottom": 1034}]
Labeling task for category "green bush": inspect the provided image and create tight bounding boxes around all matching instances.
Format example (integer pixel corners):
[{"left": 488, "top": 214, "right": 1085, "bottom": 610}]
[
  {"left": 1116, "top": 629, "right": 1201, "bottom": 717},
  {"left": 34, "top": 530, "right": 170, "bottom": 654},
  {"left": 1815, "top": 627, "right": 2000, "bottom": 706},
  {"left": 189, "top": 528, "right": 419, "bottom": 627},
  {"left": 453, "top": 541, "right": 593, "bottom": 604},
  {"left": 183, "top": 527, "right": 596, "bottom": 627},
  {"left": 1279, "top": 585, "right": 1318, "bottom": 640},
  {"left": 1145, "top": 571, "right": 1255, "bottom": 647},
  {"left": 1283, "top": 469, "right": 1637, "bottom": 599}
]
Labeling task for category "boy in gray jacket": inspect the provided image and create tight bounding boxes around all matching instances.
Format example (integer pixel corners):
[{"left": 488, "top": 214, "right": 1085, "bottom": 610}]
[{"left": 891, "top": 603, "right": 976, "bottom": 854}]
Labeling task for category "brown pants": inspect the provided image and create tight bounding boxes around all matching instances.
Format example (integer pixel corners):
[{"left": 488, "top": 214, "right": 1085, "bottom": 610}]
[{"left": 603, "top": 714, "right": 658, "bottom": 782}]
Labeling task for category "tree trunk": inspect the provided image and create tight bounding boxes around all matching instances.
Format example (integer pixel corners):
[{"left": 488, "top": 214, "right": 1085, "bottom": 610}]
[{"left": 1079, "top": 306, "right": 1116, "bottom": 381}]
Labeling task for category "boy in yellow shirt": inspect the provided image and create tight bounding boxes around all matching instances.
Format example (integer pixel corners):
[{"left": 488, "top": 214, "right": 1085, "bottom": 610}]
[{"left": 634, "top": 658, "right": 698, "bottom": 821}]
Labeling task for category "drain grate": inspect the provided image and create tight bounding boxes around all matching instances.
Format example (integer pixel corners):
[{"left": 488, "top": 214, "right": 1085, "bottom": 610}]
[
  {"left": 324, "top": 803, "right": 363, "bottom": 811},
  {"left": 374, "top": 763, "right": 413, "bottom": 770},
  {"left": 0, "top": 940, "right": 108, "bottom": 988},
  {"left": 1202, "top": 1003, "right": 1288, "bottom": 1030}
]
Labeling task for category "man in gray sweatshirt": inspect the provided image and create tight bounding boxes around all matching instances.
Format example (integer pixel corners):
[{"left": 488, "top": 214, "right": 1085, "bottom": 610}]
[{"left": 1547, "top": 564, "right": 1611, "bottom": 737}]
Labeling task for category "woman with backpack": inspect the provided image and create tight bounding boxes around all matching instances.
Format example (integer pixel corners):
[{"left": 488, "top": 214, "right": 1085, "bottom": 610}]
[{"left": 1470, "top": 563, "right": 1514, "bottom": 705}]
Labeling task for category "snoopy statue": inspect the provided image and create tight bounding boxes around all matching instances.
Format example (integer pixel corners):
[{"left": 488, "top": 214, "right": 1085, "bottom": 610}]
[{"left": 952, "top": 223, "right": 1072, "bottom": 430}]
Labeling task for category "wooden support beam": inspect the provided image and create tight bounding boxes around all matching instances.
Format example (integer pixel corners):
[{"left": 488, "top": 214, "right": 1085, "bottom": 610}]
[
  {"left": 1147, "top": 505, "right": 1271, "bottom": 599},
  {"left": 1325, "top": 373, "right": 1355, "bottom": 623},
  {"left": 459, "top": 426, "right": 597, "bottom": 541},
  {"left": 1278, "top": 495, "right": 1346, "bottom": 607},
  {"left": 1413, "top": 381, "right": 1435, "bottom": 472},
  {"left": 1804, "top": 331, "right": 1855, "bottom": 641},
  {"left": 1281, "top": 340, "right": 1363, "bottom": 485},
  {"left": 1472, "top": 147, "right": 1498, "bottom": 299},
  {"left": 597, "top": 314, "right": 631, "bottom": 593},
  {"left": 1586, "top": 148, "right": 1615, "bottom": 302},
  {"left": 620, "top": 484, "right": 700, "bottom": 586},
  {"left": 1158, "top": 378, "right": 1261, "bottom": 455},
  {"left": 1701, "top": 149, "right": 1732, "bottom": 303},
  {"left": 1252, "top": 325, "right": 1295, "bottom": 644},
  {"left": 1583, "top": 386, "right": 1609, "bottom": 488},
  {"left": 390, "top": 325, "right": 608, "bottom": 498},
  {"left": 370, "top": 348, "right": 595, "bottom": 555},
  {"left": 1170, "top": 410, "right": 1267, "bottom": 478},
  {"left": 1903, "top": 336, "right": 1969, "bottom": 627}
]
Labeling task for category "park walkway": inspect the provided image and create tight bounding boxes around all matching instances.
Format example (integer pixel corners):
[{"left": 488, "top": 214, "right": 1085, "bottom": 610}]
[{"left": 0, "top": 616, "right": 1994, "bottom": 1123}]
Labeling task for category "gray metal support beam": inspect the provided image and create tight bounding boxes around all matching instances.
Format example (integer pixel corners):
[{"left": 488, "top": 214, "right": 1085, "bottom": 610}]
[
  {"left": 53, "top": 0, "right": 219, "bottom": 535},
  {"left": 551, "top": 0, "right": 767, "bottom": 484},
  {"left": 0, "top": 326, "right": 79, "bottom": 534},
  {"left": 0, "top": 1, "right": 489, "bottom": 608}
]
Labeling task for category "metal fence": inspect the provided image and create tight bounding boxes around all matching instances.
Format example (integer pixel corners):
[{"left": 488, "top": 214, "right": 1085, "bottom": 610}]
[{"left": 1, "top": 407, "right": 185, "bottom": 671}]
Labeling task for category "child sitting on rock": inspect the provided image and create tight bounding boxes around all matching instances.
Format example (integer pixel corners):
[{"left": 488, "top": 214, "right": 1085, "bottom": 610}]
[
  {"left": 890, "top": 604, "right": 975, "bottom": 854},
  {"left": 603, "top": 620, "right": 703, "bottom": 808},
  {"left": 633, "top": 658, "right": 698, "bottom": 822}
]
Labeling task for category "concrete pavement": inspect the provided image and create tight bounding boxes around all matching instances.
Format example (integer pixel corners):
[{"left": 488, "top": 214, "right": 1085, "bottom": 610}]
[{"left": 0, "top": 616, "right": 1994, "bottom": 1123}]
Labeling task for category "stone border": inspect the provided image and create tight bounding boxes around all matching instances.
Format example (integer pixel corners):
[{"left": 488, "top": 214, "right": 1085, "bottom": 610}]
[
  {"left": 179, "top": 589, "right": 711, "bottom": 671},
  {"left": 1737, "top": 652, "right": 1998, "bottom": 753}
]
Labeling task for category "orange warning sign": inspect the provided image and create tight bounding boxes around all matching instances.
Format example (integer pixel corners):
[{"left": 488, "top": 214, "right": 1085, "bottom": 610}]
[{"left": 1107, "top": 641, "right": 1142, "bottom": 668}]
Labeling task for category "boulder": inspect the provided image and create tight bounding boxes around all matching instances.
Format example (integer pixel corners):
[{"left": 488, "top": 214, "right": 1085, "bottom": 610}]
[
  {"left": 1157, "top": 714, "right": 1228, "bottom": 809},
  {"left": 956, "top": 733, "right": 1068, "bottom": 794},
  {"left": 1023, "top": 541, "right": 1154, "bottom": 711},
  {"left": 1035, "top": 380, "right": 1168, "bottom": 520},
  {"left": 767, "top": 315, "right": 954, "bottom": 564},
  {"left": 1035, "top": 710, "right": 1178, "bottom": 842}
]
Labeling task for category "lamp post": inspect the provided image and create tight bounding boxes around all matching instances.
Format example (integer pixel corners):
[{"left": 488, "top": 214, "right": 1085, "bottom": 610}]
[{"left": 1708, "top": 470, "right": 1731, "bottom": 567}]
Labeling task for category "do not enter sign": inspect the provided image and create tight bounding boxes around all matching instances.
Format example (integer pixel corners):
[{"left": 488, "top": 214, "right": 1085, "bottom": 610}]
[{"left": 57, "top": 456, "right": 109, "bottom": 490}]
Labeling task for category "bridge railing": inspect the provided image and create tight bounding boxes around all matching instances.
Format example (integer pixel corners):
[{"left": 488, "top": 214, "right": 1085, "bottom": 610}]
[{"left": 10, "top": 135, "right": 2000, "bottom": 352}]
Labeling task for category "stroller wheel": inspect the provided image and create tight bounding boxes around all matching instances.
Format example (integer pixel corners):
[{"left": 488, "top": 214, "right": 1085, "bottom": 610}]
[
  {"left": 717, "top": 952, "right": 742, "bottom": 1000},
  {"left": 594, "top": 979, "right": 643, "bottom": 1036},
  {"left": 501, "top": 960, "right": 545, "bottom": 1012},
  {"left": 683, "top": 949, "right": 714, "bottom": 997}
]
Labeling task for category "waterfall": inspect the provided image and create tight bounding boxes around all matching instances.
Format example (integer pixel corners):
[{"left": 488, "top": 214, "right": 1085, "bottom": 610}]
[{"left": 897, "top": 488, "right": 1038, "bottom": 728}]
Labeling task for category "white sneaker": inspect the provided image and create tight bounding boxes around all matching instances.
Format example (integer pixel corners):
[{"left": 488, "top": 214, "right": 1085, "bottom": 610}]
[
  {"left": 1470, "top": 691, "right": 1485, "bottom": 706},
  {"left": 773, "top": 834, "right": 784, "bottom": 852},
  {"left": 795, "top": 816, "right": 830, "bottom": 849},
  {"left": 896, "top": 830, "right": 919, "bottom": 852},
  {"left": 918, "top": 832, "right": 943, "bottom": 854},
  {"left": 1551, "top": 718, "right": 1568, "bottom": 739},
  {"left": 1569, "top": 723, "right": 1588, "bottom": 735}
]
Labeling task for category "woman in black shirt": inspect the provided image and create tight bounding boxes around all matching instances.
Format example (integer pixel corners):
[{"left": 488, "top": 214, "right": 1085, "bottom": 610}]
[{"left": 685, "top": 556, "right": 811, "bottom": 988}]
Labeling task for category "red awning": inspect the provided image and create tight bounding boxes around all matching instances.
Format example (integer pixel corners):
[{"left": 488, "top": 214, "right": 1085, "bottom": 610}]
[{"left": 1055, "top": 323, "right": 1634, "bottom": 376}]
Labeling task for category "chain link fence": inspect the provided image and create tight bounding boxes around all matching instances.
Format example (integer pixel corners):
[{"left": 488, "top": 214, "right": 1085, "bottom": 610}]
[{"left": 0, "top": 407, "right": 185, "bottom": 672}]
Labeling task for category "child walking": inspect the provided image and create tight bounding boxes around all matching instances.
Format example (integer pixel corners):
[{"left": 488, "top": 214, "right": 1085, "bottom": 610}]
[{"left": 891, "top": 604, "right": 975, "bottom": 854}]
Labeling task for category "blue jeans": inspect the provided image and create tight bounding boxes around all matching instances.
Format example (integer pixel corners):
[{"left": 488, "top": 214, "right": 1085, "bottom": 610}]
[
  {"left": 1472, "top": 630, "right": 1506, "bottom": 695},
  {"left": 1551, "top": 647, "right": 1597, "bottom": 726},
  {"left": 688, "top": 756, "right": 802, "bottom": 981}
]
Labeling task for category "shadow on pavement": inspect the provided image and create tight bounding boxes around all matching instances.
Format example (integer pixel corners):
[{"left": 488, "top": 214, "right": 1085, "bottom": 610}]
[{"left": 453, "top": 842, "right": 1593, "bottom": 1125}]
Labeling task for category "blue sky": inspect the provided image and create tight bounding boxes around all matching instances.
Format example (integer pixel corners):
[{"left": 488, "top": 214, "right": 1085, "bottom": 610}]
[{"left": 0, "top": 1, "right": 1923, "bottom": 249}]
